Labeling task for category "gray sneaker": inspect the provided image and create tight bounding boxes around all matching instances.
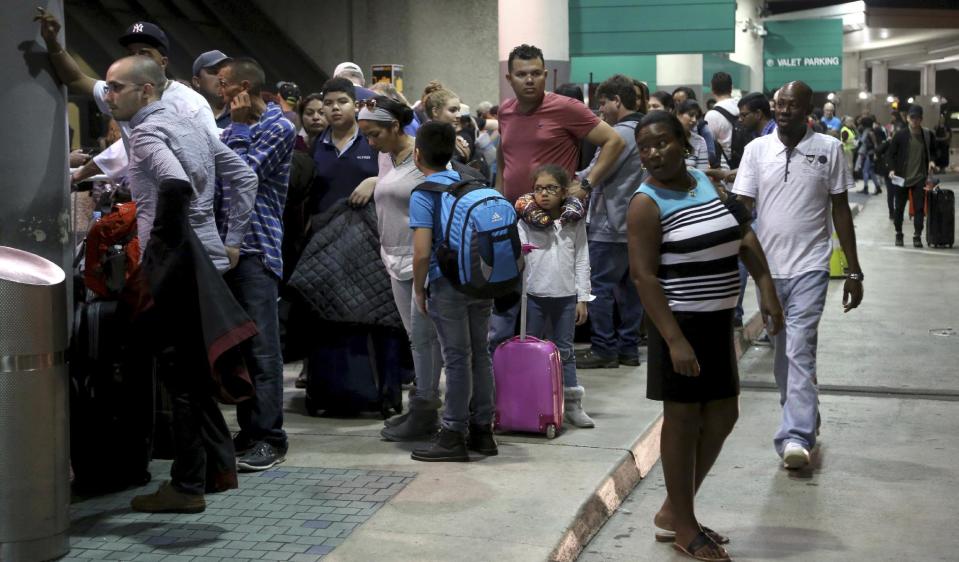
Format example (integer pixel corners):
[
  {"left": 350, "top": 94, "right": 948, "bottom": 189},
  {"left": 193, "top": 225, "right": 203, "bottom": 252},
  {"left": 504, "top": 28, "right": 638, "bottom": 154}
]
[{"left": 237, "top": 442, "right": 286, "bottom": 472}]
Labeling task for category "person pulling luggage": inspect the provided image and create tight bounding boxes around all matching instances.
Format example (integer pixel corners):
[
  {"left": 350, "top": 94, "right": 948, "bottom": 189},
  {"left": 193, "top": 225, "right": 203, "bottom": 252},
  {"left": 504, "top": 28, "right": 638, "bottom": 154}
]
[{"left": 514, "top": 164, "right": 596, "bottom": 428}]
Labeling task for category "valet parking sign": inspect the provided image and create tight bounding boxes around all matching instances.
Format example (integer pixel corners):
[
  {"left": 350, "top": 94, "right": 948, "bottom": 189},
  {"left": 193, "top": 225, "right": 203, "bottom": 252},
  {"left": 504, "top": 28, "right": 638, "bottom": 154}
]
[{"left": 763, "top": 19, "right": 843, "bottom": 92}]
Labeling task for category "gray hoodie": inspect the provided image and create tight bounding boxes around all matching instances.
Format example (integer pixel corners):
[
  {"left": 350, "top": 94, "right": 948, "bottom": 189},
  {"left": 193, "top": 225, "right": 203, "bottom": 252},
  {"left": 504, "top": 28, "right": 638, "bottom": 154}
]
[{"left": 583, "top": 112, "right": 646, "bottom": 244}]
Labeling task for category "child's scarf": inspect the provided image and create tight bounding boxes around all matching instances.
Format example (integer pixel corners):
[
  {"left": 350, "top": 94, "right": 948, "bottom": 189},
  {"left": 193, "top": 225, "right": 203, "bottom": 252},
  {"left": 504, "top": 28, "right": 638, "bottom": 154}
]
[{"left": 515, "top": 193, "right": 585, "bottom": 228}]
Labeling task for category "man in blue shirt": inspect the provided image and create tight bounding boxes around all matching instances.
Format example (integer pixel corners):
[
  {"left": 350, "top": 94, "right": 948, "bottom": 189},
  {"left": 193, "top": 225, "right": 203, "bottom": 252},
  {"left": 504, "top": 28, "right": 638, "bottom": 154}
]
[
  {"left": 218, "top": 57, "right": 296, "bottom": 472},
  {"left": 310, "top": 77, "right": 379, "bottom": 214},
  {"left": 821, "top": 102, "right": 841, "bottom": 132},
  {"left": 409, "top": 122, "right": 497, "bottom": 462}
]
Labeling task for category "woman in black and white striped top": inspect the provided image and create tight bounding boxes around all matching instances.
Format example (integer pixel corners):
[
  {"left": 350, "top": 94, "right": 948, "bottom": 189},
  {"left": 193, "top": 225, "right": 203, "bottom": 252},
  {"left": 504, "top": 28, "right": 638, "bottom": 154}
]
[{"left": 626, "top": 111, "right": 783, "bottom": 562}]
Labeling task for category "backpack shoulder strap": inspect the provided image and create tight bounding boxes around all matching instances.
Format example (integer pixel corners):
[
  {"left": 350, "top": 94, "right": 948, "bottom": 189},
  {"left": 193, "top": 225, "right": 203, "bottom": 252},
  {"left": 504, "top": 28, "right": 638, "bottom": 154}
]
[
  {"left": 713, "top": 105, "right": 738, "bottom": 127},
  {"left": 413, "top": 180, "right": 450, "bottom": 194}
]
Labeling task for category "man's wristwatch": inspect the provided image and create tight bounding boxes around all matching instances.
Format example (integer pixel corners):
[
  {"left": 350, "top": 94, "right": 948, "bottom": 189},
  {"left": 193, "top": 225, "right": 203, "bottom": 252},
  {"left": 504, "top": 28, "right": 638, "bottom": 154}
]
[
  {"left": 580, "top": 178, "right": 592, "bottom": 192},
  {"left": 846, "top": 272, "right": 864, "bottom": 282}
]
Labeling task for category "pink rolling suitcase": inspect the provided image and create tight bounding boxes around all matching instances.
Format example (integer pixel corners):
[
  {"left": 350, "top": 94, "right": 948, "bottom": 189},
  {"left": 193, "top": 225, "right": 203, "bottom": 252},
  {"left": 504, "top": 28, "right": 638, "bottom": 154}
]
[{"left": 492, "top": 248, "right": 564, "bottom": 439}]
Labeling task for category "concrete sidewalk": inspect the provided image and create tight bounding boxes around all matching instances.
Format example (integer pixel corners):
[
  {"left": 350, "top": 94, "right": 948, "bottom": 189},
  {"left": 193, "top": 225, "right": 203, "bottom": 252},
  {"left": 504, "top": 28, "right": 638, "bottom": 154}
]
[{"left": 580, "top": 182, "right": 959, "bottom": 561}]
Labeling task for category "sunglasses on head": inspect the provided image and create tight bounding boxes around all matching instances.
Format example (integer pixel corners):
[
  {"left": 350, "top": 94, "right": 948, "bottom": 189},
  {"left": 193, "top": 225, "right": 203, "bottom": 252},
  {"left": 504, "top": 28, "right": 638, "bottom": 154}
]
[{"left": 355, "top": 98, "right": 378, "bottom": 110}]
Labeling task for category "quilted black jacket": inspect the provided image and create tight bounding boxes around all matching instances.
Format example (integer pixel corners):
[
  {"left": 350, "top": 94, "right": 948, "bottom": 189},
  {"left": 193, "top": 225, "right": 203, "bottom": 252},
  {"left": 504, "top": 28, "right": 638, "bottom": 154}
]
[{"left": 288, "top": 200, "right": 402, "bottom": 330}]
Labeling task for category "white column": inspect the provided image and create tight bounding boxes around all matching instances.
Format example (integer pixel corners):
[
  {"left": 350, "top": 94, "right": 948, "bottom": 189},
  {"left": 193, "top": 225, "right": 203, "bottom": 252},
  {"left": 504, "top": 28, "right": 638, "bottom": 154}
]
[
  {"left": 842, "top": 51, "right": 862, "bottom": 91},
  {"left": 656, "top": 54, "right": 703, "bottom": 94},
  {"left": 730, "top": 0, "right": 764, "bottom": 91},
  {"left": 498, "top": 0, "right": 569, "bottom": 100},
  {"left": 871, "top": 61, "right": 888, "bottom": 93},
  {"left": 921, "top": 64, "right": 937, "bottom": 96}
]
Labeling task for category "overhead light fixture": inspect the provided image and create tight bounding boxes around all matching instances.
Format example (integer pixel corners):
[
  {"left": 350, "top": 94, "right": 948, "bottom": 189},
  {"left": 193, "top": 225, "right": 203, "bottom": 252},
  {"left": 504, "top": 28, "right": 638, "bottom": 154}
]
[
  {"left": 879, "top": 28, "right": 890, "bottom": 40},
  {"left": 908, "top": 97, "right": 915, "bottom": 103},
  {"left": 932, "top": 95, "right": 941, "bottom": 103},
  {"left": 827, "top": 92, "right": 836, "bottom": 101},
  {"left": 942, "top": 97, "right": 948, "bottom": 104},
  {"left": 886, "top": 95, "right": 896, "bottom": 103},
  {"left": 858, "top": 92, "right": 869, "bottom": 100}
]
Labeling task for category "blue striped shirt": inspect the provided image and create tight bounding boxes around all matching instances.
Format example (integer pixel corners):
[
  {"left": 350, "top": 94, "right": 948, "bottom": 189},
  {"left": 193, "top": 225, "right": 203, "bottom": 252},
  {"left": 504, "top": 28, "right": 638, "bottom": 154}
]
[{"left": 220, "top": 103, "right": 295, "bottom": 279}]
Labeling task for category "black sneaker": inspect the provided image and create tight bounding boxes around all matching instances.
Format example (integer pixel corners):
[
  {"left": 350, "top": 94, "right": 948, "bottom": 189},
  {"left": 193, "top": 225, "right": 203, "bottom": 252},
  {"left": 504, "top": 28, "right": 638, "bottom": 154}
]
[
  {"left": 468, "top": 424, "right": 498, "bottom": 456},
  {"left": 895, "top": 233, "right": 904, "bottom": 246},
  {"left": 576, "top": 351, "right": 619, "bottom": 369},
  {"left": 618, "top": 355, "right": 641, "bottom": 367},
  {"left": 233, "top": 432, "right": 256, "bottom": 456},
  {"left": 913, "top": 236, "right": 923, "bottom": 248},
  {"left": 237, "top": 442, "right": 286, "bottom": 472},
  {"left": 411, "top": 428, "right": 469, "bottom": 462}
]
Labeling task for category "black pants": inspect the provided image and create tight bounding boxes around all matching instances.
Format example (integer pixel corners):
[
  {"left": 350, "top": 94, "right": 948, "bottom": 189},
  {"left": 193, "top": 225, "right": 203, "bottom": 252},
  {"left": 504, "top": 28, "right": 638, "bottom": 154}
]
[
  {"left": 157, "top": 348, "right": 237, "bottom": 496},
  {"left": 893, "top": 181, "right": 926, "bottom": 236}
]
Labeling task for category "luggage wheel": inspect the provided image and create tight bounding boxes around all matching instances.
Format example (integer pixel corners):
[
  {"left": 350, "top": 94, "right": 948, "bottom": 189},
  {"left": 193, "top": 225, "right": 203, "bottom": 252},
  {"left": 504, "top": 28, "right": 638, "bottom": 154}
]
[{"left": 545, "top": 424, "right": 557, "bottom": 440}]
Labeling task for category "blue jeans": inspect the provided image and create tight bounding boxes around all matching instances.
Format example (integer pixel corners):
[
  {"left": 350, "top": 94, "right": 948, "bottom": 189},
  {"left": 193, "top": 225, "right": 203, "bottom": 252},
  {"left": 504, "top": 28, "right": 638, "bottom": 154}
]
[
  {"left": 428, "top": 277, "right": 495, "bottom": 433},
  {"left": 861, "top": 154, "right": 881, "bottom": 191},
  {"left": 225, "top": 255, "right": 287, "bottom": 449},
  {"left": 588, "top": 241, "right": 644, "bottom": 359},
  {"left": 390, "top": 277, "right": 443, "bottom": 401},
  {"left": 526, "top": 295, "right": 578, "bottom": 387},
  {"left": 771, "top": 270, "right": 829, "bottom": 456},
  {"left": 488, "top": 300, "right": 520, "bottom": 354}
]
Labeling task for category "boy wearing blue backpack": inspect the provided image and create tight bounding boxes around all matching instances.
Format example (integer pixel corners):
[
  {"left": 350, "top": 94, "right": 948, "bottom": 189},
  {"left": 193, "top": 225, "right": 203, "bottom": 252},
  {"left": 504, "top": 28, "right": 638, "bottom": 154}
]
[{"left": 409, "top": 122, "right": 523, "bottom": 462}]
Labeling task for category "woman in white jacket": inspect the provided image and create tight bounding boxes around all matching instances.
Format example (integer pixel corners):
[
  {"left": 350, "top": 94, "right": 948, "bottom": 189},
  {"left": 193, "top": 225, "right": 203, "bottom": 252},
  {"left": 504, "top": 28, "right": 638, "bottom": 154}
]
[{"left": 515, "top": 164, "right": 595, "bottom": 428}]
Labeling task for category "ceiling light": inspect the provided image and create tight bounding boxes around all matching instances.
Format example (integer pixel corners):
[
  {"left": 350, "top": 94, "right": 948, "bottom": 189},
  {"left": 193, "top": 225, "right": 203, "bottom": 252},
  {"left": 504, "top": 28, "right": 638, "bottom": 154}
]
[
  {"left": 879, "top": 28, "right": 890, "bottom": 39},
  {"left": 858, "top": 92, "right": 869, "bottom": 100},
  {"left": 932, "top": 96, "right": 941, "bottom": 103},
  {"left": 886, "top": 95, "right": 896, "bottom": 103},
  {"left": 827, "top": 93, "right": 836, "bottom": 101},
  {"left": 908, "top": 97, "right": 915, "bottom": 103}
]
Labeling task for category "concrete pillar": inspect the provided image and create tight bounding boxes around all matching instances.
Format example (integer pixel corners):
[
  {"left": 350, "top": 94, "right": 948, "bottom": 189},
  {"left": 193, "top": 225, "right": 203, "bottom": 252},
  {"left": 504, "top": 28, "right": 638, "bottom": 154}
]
[
  {"left": 656, "top": 54, "right": 703, "bottom": 95},
  {"left": 921, "top": 64, "right": 936, "bottom": 96},
  {"left": 842, "top": 51, "right": 863, "bottom": 91},
  {"left": 871, "top": 61, "right": 889, "bottom": 94},
  {"left": 730, "top": 0, "right": 764, "bottom": 92},
  {"left": 0, "top": 2, "right": 72, "bottom": 272},
  {"left": 498, "top": 0, "right": 569, "bottom": 101}
]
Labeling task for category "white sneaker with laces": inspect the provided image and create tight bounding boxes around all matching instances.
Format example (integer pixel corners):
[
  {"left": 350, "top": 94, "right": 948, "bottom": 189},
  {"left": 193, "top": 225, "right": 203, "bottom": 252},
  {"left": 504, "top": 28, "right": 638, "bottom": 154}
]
[{"left": 783, "top": 442, "right": 810, "bottom": 469}]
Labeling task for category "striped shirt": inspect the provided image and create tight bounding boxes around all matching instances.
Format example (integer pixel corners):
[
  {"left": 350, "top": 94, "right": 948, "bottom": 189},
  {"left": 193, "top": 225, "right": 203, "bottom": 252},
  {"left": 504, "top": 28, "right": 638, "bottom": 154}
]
[
  {"left": 685, "top": 131, "right": 710, "bottom": 171},
  {"left": 219, "top": 103, "right": 295, "bottom": 279},
  {"left": 635, "top": 169, "right": 744, "bottom": 312}
]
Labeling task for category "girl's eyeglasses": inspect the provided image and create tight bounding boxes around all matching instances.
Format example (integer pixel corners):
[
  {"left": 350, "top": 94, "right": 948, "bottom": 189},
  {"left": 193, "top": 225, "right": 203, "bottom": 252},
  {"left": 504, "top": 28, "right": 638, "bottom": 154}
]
[{"left": 533, "top": 184, "right": 562, "bottom": 195}]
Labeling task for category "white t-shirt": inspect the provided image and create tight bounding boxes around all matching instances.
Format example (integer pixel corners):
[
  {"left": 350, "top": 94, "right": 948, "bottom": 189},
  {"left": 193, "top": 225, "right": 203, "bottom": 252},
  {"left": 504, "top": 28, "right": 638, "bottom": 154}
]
[
  {"left": 92, "top": 80, "right": 218, "bottom": 179},
  {"left": 732, "top": 129, "right": 852, "bottom": 279},
  {"left": 704, "top": 98, "right": 740, "bottom": 160}
]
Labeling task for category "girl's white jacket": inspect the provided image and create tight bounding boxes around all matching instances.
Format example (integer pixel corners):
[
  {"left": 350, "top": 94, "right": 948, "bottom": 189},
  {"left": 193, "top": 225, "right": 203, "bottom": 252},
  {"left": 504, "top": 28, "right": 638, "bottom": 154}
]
[{"left": 518, "top": 219, "right": 593, "bottom": 302}]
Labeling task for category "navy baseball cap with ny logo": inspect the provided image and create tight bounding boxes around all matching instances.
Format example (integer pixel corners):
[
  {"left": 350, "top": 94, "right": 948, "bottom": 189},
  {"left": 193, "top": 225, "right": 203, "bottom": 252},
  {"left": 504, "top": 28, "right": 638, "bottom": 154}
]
[{"left": 118, "top": 21, "right": 170, "bottom": 55}]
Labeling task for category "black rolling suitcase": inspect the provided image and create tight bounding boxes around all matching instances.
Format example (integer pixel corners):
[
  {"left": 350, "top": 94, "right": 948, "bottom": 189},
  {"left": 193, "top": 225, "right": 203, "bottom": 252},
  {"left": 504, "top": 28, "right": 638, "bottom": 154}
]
[
  {"left": 304, "top": 323, "right": 411, "bottom": 419},
  {"left": 926, "top": 185, "right": 955, "bottom": 248},
  {"left": 69, "top": 299, "right": 157, "bottom": 493}
]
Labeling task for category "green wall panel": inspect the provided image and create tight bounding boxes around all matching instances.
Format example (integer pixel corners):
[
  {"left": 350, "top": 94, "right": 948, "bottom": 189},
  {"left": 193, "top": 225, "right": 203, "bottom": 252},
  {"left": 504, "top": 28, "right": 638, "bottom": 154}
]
[
  {"left": 570, "top": 55, "right": 657, "bottom": 89},
  {"left": 763, "top": 19, "right": 843, "bottom": 92},
  {"left": 569, "top": 0, "right": 735, "bottom": 56},
  {"left": 702, "top": 53, "right": 751, "bottom": 94}
]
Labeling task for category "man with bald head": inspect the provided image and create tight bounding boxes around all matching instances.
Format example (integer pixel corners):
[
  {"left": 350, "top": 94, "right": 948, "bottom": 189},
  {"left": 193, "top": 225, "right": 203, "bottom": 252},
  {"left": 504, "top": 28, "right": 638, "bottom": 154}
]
[
  {"left": 105, "top": 55, "right": 259, "bottom": 512},
  {"left": 733, "top": 81, "right": 864, "bottom": 471}
]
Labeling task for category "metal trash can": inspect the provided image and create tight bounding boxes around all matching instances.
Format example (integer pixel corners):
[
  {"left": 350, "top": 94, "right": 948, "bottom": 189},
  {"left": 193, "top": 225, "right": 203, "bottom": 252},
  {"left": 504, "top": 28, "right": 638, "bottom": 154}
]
[{"left": 0, "top": 246, "right": 70, "bottom": 561}]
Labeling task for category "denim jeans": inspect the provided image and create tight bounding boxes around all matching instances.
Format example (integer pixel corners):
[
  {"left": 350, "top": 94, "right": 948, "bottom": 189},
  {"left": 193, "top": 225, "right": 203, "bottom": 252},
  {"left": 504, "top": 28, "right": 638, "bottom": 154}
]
[
  {"left": 224, "top": 255, "right": 287, "bottom": 449},
  {"left": 390, "top": 277, "right": 443, "bottom": 401},
  {"left": 893, "top": 181, "right": 926, "bottom": 236},
  {"left": 771, "top": 270, "right": 829, "bottom": 456},
  {"left": 526, "top": 295, "right": 578, "bottom": 387},
  {"left": 734, "top": 259, "right": 749, "bottom": 324},
  {"left": 488, "top": 300, "right": 520, "bottom": 354},
  {"left": 427, "top": 277, "right": 495, "bottom": 433},
  {"left": 587, "top": 241, "right": 644, "bottom": 359},
  {"left": 861, "top": 155, "right": 881, "bottom": 191}
]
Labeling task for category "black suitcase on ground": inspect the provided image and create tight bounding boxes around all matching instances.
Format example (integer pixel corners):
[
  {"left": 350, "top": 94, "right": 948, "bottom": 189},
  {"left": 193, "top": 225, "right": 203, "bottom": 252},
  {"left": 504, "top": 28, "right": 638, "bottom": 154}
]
[
  {"left": 926, "top": 187, "right": 955, "bottom": 248},
  {"left": 304, "top": 323, "right": 411, "bottom": 419},
  {"left": 69, "top": 300, "right": 158, "bottom": 493}
]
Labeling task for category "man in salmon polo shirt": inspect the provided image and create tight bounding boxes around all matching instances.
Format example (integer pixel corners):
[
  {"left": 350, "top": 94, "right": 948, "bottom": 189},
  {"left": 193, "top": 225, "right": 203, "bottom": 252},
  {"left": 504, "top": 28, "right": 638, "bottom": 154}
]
[
  {"left": 496, "top": 44, "right": 624, "bottom": 203},
  {"left": 492, "top": 43, "right": 625, "bottom": 350}
]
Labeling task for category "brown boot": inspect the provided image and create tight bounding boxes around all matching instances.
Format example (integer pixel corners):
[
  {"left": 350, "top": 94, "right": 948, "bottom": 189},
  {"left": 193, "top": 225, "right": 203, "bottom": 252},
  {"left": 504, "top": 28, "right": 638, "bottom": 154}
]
[{"left": 131, "top": 481, "right": 206, "bottom": 513}]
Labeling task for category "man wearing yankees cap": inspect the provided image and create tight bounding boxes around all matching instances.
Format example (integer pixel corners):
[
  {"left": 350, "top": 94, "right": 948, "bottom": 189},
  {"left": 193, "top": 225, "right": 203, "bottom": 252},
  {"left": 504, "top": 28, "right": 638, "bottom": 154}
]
[{"left": 35, "top": 9, "right": 218, "bottom": 184}]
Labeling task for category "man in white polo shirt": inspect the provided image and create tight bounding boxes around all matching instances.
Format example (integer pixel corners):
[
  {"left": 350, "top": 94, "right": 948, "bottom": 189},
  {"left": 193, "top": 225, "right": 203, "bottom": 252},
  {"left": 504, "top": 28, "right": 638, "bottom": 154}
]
[{"left": 732, "top": 80, "right": 864, "bottom": 470}]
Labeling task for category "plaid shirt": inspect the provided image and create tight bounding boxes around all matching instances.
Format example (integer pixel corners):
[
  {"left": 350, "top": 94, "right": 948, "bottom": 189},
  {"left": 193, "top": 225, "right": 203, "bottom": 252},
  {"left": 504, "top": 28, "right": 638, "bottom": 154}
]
[{"left": 218, "top": 103, "right": 295, "bottom": 279}]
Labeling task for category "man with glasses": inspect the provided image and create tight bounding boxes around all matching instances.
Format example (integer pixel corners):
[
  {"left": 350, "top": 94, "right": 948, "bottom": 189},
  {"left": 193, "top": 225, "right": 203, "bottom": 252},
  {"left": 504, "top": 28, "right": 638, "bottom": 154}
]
[
  {"left": 216, "top": 57, "right": 296, "bottom": 472},
  {"left": 104, "top": 54, "right": 258, "bottom": 513},
  {"left": 35, "top": 10, "right": 218, "bottom": 184},
  {"left": 733, "top": 81, "right": 863, "bottom": 471},
  {"left": 738, "top": 92, "right": 775, "bottom": 138}
]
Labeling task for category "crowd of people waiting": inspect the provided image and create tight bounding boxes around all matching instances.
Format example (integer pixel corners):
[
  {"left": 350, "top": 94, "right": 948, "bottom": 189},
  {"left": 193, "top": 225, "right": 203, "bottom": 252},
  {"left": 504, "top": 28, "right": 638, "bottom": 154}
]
[{"left": 37, "top": 8, "right": 882, "bottom": 560}]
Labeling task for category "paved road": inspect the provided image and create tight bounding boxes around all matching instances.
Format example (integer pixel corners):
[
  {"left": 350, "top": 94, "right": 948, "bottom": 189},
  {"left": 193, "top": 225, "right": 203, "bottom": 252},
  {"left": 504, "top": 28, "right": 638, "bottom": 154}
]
[{"left": 580, "top": 183, "right": 959, "bottom": 561}]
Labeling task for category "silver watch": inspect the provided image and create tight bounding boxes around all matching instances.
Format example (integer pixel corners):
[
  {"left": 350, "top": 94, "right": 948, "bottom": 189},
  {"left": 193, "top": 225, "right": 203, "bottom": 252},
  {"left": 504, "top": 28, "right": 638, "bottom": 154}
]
[{"left": 846, "top": 272, "right": 864, "bottom": 282}]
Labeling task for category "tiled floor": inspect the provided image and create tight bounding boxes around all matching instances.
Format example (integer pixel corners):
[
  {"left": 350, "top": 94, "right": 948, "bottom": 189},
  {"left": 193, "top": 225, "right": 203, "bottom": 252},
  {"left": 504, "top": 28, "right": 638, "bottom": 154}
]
[{"left": 64, "top": 462, "right": 415, "bottom": 561}]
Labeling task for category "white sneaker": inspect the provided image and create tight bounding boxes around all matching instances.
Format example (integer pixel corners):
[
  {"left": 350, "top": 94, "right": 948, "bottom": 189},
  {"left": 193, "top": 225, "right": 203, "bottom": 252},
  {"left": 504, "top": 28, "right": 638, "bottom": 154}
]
[{"left": 782, "top": 442, "right": 810, "bottom": 470}]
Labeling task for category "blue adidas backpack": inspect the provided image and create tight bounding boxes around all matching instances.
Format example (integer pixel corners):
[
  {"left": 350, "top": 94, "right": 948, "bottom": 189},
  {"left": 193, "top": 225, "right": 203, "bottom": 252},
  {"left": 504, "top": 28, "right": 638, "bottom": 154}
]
[{"left": 416, "top": 178, "right": 523, "bottom": 298}]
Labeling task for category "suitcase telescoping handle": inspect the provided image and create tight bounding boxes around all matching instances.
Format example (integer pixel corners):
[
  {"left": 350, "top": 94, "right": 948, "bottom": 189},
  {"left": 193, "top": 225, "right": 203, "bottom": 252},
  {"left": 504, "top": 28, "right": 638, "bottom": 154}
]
[{"left": 519, "top": 244, "right": 538, "bottom": 341}]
